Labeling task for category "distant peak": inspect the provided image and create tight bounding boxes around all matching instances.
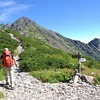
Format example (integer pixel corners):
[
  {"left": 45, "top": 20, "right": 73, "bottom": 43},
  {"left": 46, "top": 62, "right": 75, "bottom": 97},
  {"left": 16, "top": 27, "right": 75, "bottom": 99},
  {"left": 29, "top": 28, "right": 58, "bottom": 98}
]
[
  {"left": 18, "top": 16, "right": 31, "bottom": 20},
  {"left": 10, "top": 16, "right": 37, "bottom": 30},
  {"left": 88, "top": 38, "right": 100, "bottom": 50},
  {"left": 89, "top": 38, "right": 100, "bottom": 43},
  {"left": 15, "top": 16, "right": 32, "bottom": 23},
  {"left": 93, "top": 38, "right": 100, "bottom": 41}
]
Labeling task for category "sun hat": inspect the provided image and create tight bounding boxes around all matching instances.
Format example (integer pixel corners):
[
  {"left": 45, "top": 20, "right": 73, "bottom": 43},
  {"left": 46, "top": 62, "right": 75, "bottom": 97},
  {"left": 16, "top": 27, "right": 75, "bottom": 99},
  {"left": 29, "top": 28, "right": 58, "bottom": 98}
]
[{"left": 4, "top": 48, "right": 9, "bottom": 51}]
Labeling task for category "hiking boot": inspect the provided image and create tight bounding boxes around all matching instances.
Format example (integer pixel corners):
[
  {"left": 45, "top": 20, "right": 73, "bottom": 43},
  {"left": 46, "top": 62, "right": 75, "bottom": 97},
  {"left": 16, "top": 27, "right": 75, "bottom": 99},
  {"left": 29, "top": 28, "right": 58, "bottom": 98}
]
[
  {"left": 11, "top": 87, "right": 15, "bottom": 90},
  {"left": 5, "top": 82, "right": 9, "bottom": 85}
]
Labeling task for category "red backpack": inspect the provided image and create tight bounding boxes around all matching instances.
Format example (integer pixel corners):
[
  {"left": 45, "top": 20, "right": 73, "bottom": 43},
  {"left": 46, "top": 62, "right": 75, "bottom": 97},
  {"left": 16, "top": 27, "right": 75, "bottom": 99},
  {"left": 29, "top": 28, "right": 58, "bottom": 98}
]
[{"left": 3, "top": 50, "right": 14, "bottom": 67}]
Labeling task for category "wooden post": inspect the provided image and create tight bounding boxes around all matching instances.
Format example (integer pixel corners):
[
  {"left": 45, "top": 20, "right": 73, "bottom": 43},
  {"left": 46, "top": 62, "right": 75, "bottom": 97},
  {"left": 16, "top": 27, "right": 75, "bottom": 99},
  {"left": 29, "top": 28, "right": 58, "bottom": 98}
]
[
  {"left": 72, "top": 52, "right": 82, "bottom": 73},
  {"left": 77, "top": 52, "right": 82, "bottom": 73}
]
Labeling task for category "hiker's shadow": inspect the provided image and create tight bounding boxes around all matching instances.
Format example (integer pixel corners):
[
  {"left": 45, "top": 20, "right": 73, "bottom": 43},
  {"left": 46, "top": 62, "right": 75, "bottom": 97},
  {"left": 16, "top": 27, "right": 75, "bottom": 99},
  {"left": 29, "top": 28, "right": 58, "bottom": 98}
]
[
  {"left": 0, "top": 83, "right": 5, "bottom": 87},
  {"left": 0, "top": 83, "right": 11, "bottom": 89}
]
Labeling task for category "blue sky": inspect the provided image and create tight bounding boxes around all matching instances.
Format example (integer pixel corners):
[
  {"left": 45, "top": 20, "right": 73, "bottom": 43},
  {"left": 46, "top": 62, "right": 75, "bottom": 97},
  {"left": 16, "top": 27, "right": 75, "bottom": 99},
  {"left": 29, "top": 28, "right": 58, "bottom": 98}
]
[{"left": 0, "top": 0, "right": 100, "bottom": 43}]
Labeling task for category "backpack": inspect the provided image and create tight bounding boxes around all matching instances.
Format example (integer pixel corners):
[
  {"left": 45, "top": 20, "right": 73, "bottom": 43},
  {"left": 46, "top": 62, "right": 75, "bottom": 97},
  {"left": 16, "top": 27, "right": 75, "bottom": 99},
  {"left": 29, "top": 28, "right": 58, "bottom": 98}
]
[{"left": 3, "top": 50, "right": 14, "bottom": 67}]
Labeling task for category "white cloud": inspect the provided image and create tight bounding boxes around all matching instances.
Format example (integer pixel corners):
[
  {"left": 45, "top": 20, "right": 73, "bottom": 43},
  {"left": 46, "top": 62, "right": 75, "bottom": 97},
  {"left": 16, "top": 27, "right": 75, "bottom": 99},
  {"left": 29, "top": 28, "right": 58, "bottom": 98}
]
[
  {"left": 0, "top": 1, "right": 16, "bottom": 7},
  {"left": 0, "top": 1, "right": 32, "bottom": 22}
]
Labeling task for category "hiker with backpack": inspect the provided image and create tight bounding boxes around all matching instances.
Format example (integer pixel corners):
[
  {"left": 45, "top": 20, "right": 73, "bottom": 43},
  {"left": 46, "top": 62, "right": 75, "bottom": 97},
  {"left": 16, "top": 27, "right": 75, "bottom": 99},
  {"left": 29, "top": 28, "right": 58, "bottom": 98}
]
[{"left": 0, "top": 48, "right": 16, "bottom": 90}]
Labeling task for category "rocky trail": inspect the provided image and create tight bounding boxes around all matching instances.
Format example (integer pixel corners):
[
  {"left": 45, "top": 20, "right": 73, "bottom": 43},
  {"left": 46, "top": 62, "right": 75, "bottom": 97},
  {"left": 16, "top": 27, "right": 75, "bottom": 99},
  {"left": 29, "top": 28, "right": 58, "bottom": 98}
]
[{"left": 0, "top": 34, "right": 100, "bottom": 100}]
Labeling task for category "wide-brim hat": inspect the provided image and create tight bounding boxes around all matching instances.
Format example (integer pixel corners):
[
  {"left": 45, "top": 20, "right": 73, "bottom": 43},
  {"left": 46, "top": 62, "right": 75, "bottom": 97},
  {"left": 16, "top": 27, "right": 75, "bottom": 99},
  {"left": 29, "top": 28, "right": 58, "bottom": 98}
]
[{"left": 4, "top": 48, "right": 9, "bottom": 51}]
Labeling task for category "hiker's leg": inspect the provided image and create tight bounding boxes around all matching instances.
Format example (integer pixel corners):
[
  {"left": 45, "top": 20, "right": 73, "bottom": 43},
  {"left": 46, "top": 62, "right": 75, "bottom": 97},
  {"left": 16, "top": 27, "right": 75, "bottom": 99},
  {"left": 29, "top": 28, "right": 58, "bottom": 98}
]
[
  {"left": 4, "top": 67, "right": 9, "bottom": 84},
  {"left": 9, "top": 66, "right": 14, "bottom": 87}
]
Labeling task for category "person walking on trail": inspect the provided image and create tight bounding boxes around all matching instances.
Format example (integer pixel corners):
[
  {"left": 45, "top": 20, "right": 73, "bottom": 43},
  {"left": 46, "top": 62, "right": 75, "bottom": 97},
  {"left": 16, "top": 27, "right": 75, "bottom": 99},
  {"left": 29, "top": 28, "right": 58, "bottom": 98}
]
[{"left": 0, "top": 48, "right": 16, "bottom": 90}]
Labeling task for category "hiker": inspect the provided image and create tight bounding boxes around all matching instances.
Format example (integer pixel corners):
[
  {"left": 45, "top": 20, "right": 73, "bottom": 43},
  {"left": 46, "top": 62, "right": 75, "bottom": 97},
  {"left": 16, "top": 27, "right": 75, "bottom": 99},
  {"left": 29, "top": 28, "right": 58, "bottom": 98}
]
[{"left": 0, "top": 48, "right": 16, "bottom": 90}]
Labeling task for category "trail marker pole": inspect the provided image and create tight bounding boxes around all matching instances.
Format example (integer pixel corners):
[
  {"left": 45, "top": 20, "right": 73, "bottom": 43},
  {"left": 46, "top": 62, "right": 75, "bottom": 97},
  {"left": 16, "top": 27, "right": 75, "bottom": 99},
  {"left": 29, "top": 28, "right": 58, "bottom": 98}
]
[
  {"left": 72, "top": 52, "right": 86, "bottom": 73},
  {"left": 77, "top": 52, "right": 82, "bottom": 73}
]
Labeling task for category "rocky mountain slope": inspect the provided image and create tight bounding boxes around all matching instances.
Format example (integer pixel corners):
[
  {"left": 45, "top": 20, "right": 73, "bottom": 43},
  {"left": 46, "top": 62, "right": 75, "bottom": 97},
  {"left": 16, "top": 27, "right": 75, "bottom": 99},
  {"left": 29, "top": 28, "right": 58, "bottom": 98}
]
[{"left": 4, "top": 17, "right": 100, "bottom": 60}]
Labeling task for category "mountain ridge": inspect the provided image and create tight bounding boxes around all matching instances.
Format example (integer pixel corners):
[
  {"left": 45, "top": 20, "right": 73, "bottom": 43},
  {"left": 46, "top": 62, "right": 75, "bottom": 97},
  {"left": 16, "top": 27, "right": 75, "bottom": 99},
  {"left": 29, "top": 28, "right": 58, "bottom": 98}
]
[{"left": 3, "top": 17, "right": 100, "bottom": 60}]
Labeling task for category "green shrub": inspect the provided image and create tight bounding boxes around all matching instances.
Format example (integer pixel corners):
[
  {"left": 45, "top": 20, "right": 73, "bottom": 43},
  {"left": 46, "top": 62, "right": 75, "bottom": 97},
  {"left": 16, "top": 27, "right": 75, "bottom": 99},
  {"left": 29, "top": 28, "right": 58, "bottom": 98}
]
[
  {"left": 96, "top": 75, "right": 100, "bottom": 85},
  {"left": 0, "top": 29, "right": 18, "bottom": 54},
  {"left": 30, "top": 68, "right": 72, "bottom": 83}
]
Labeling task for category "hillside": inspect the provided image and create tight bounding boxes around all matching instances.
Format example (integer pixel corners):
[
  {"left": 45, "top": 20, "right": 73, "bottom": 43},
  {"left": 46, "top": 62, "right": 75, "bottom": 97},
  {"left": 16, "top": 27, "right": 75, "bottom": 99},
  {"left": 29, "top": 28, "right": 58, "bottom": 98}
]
[
  {"left": 0, "top": 28, "right": 99, "bottom": 81},
  {"left": 68, "top": 39, "right": 100, "bottom": 60},
  {"left": 3, "top": 17, "right": 100, "bottom": 60},
  {"left": 0, "top": 19, "right": 100, "bottom": 100},
  {"left": 9, "top": 17, "right": 78, "bottom": 54},
  {"left": 0, "top": 32, "right": 99, "bottom": 100}
]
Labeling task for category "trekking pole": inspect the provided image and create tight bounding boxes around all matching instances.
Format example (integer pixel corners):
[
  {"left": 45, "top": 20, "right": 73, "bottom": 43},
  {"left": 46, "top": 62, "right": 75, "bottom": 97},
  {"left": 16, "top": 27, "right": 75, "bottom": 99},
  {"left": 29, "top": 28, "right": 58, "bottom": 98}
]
[{"left": 12, "top": 57, "right": 19, "bottom": 71}]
